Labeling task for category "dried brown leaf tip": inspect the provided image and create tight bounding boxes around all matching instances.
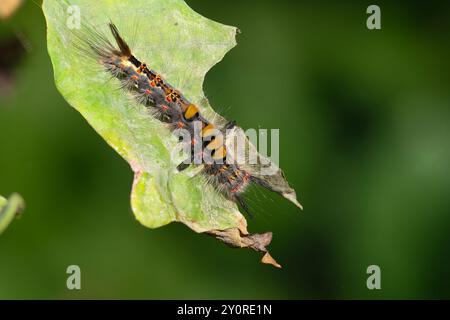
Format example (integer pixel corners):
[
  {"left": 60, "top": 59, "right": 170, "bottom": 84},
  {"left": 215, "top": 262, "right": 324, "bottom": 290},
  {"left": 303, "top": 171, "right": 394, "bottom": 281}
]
[{"left": 207, "top": 228, "right": 282, "bottom": 269}]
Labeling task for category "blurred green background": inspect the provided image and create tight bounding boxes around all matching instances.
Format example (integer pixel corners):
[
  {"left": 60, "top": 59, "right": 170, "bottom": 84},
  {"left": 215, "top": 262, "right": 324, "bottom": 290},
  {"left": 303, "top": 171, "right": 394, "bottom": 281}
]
[{"left": 1, "top": 0, "right": 450, "bottom": 299}]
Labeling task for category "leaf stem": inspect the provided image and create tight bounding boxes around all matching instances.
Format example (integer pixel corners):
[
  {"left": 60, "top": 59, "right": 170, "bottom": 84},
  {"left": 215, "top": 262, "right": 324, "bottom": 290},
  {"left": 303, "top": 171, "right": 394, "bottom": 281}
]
[{"left": 0, "top": 193, "right": 25, "bottom": 235}]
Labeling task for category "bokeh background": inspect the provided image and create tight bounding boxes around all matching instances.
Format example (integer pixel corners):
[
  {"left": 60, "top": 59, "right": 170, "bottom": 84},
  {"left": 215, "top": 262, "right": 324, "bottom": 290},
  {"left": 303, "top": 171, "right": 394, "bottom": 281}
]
[{"left": 1, "top": 0, "right": 450, "bottom": 299}]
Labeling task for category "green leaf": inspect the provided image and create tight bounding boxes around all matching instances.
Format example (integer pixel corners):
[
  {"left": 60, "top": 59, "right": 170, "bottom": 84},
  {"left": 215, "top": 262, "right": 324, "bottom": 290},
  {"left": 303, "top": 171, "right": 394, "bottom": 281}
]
[
  {"left": 43, "top": 0, "right": 283, "bottom": 266},
  {"left": 0, "top": 194, "right": 25, "bottom": 235}
]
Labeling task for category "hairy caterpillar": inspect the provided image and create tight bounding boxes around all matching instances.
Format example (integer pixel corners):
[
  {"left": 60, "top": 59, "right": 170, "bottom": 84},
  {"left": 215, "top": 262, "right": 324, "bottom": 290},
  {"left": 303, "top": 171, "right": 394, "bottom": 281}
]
[{"left": 75, "top": 20, "right": 302, "bottom": 216}]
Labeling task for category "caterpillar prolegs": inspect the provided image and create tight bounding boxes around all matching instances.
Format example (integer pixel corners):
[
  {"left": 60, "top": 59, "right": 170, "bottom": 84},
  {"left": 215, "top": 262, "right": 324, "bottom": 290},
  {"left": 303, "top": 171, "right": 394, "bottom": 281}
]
[{"left": 81, "top": 22, "right": 302, "bottom": 215}]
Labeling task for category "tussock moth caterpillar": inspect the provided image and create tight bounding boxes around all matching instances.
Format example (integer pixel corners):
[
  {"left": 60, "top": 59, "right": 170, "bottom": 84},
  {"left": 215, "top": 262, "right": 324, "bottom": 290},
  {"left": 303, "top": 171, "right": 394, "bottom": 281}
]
[{"left": 74, "top": 21, "right": 302, "bottom": 216}]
